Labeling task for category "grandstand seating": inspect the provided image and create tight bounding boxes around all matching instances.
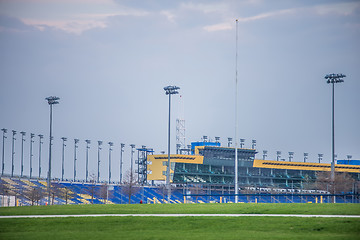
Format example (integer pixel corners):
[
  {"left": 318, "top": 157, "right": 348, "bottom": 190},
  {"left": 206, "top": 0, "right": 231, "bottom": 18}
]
[{"left": 0, "top": 177, "right": 358, "bottom": 206}]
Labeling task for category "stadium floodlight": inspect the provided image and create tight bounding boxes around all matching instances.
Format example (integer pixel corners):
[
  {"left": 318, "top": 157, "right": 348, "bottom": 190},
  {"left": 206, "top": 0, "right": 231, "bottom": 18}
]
[
  {"left": 97, "top": 141, "right": 102, "bottom": 182},
  {"left": 108, "top": 142, "right": 113, "bottom": 183},
  {"left": 240, "top": 139, "right": 245, "bottom": 148},
  {"left": 288, "top": 152, "right": 294, "bottom": 162},
  {"left": 20, "top": 131, "right": 26, "bottom": 177},
  {"left": 176, "top": 143, "right": 181, "bottom": 154},
  {"left": 29, "top": 133, "right": 34, "bottom": 179},
  {"left": 38, "top": 134, "right": 43, "bottom": 178},
  {"left": 120, "top": 143, "right": 125, "bottom": 184},
  {"left": 1, "top": 128, "right": 7, "bottom": 176},
  {"left": 11, "top": 130, "right": 16, "bottom": 177},
  {"left": 164, "top": 85, "right": 180, "bottom": 203},
  {"left": 252, "top": 140, "right": 256, "bottom": 149},
  {"left": 325, "top": 73, "right": 346, "bottom": 183},
  {"left": 262, "top": 150, "right": 267, "bottom": 160},
  {"left": 73, "top": 139, "right": 79, "bottom": 181},
  {"left": 46, "top": 96, "right": 60, "bottom": 205},
  {"left": 61, "top": 137, "right": 67, "bottom": 181},
  {"left": 347, "top": 155, "right": 352, "bottom": 164},
  {"left": 227, "top": 138, "right": 232, "bottom": 147},
  {"left": 85, "top": 140, "right": 91, "bottom": 182},
  {"left": 318, "top": 153, "right": 323, "bottom": 163},
  {"left": 276, "top": 151, "right": 281, "bottom": 161},
  {"left": 203, "top": 136, "right": 208, "bottom": 142},
  {"left": 303, "top": 153, "right": 308, "bottom": 163},
  {"left": 215, "top": 137, "right": 220, "bottom": 143}
]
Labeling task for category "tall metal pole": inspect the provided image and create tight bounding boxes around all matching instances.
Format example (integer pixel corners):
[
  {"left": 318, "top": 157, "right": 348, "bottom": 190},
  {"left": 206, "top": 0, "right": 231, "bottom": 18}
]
[
  {"left": 108, "top": 142, "right": 113, "bottom": 183},
  {"left": 164, "top": 85, "right": 179, "bottom": 203},
  {"left": 97, "top": 141, "right": 102, "bottom": 183},
  {"left": 20, "top": 131, "right": 26, "bottom": 178},
  {"left": 38, "top": 134, "right": 43, "bottom": 178},
  {"left": 11, "top": 130, "right": 16, "bottom": 177},
  {"left": 234, "top": 19, "right": 239, "bottom": 203},
  {"left": 120, "top": 143, "right": 125, "bottom": 184},
  {"left": 61, "top": 137, "right": 67, "bottom": 181},
  {"left": 130, "top": 144, "right": 135, "bottom": 174},
  {"left": 30, "top": 133, "right": 34, "bottom": 178},
  {"left": 1, "top": 128, "right": 7, "bottom": 176},
  {"left": 325, "top": 73, "right": 345, "bottom": 184},
  {"left": 74, "top": 139, "right": 79, "bottom": 181},
  {"left": 85, "top": 140, "right": 91, "bottom": 182},
  {"left": 46, "top": 96, "right": 59, "bottom": 205}
]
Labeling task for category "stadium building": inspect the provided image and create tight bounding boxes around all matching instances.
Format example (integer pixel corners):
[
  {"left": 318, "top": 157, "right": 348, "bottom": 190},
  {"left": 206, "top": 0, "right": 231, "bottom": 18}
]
[{"left": 144, "top": 140, "right": 360, "bottom": 190}]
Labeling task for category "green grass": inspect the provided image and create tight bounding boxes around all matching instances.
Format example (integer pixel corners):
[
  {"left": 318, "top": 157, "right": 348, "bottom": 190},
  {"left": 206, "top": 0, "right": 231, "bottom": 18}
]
[
  {"left": 0, "top": 203, "right": 360, "bottom": 216},
  {"left": 1, "top": 204, "right": 359, "bottom": 239},
  {"left": 0, "top": 216, "right": 359, "bottom": 240}
]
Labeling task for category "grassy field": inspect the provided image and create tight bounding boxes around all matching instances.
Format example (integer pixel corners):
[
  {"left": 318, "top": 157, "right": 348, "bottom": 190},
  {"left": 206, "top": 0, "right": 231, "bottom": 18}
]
[{"left": 1, "top": 203, "right": 360, "bottom": 240}]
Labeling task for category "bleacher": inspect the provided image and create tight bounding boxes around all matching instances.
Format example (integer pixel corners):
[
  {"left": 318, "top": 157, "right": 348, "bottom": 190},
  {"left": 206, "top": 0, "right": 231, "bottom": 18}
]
[{"left": 0, "top": 177, "right": 358, "bottom": 206}]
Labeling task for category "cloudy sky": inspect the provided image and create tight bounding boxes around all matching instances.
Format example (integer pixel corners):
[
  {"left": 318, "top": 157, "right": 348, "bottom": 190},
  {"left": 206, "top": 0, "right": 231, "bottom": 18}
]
[{"left": 0, "top": 0, "right": 359, "bottom": 182}]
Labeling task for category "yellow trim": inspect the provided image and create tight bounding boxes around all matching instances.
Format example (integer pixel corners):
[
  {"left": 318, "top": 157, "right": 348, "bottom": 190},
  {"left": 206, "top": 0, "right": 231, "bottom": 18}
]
[
  {"left": 253, "top": 159, "right": 360, "bottom": 173},
  {"left": 147, "top": 154, "right": 204, "bottom": 181}
]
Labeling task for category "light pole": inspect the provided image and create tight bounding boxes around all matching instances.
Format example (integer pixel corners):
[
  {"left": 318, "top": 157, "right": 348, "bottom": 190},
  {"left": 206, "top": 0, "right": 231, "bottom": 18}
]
[
  {"left": 234, "top": 19, "right": 239, "bottom": 203},
  {"left": 262, "top": 150, "right": 267, "bottom": 160},
  {"left": 240, "top": 139, "right": 245, "bottom": 148},
  {"left": 276, "top": 151, "right": 281, "bottom": 161},
  {"left": 325, "top": 73, "right": 346, "bottom": 182},
  {"left": 347, "top": 155, "right": 352, "bottom": 164},
  {"left": 252, "top": 140, "right": 256, "bottom": 149},
  {"left": 108, "top": 142, "right": 113, "bottom": 183},
  {"left": 74, "top": 139, "right": 79, "bottom": 181},
  {"left": 11, "top": 130, "right": 16, "bottom": 177},
  {"left": 227, "top": 138, "right": 232, "bottom": 147},
  {"left": 20, "top": 131, "right": 26, "bottom": 178},
  {"left": 46, "top": 96, "right": 59, "bottom": 205},
  {"left": 1, "top": 128, "right": 7, "bottom": 176},
  {"left": 318, "top": 154, "right": 323, "bottom": 164},
  {"left": 303, "top": 153, "right": 308, "bottom": 163},
  {"left": 29, "top": 133, "right": 34, "bottom": 179},
  {"left": 38, "top": 134, "right": 43, "bottom": 178},
  {"left": 130, "top": 144, "right": 135, "bottom": 174},
  {"left": 61, "top": 137, "right": 67, "bottom": 181},
  {"left": 120, "top": 143, "right": 125, "bottom": 184},
  {"left": 85, "top": 140, "right": 91, "bottom": 182},
  {"left": 97, "top": 141, "right": 102, "bottom": 182},
  {"left": 288, "top": 152, "right": 294, "bottom": 162},
  {"left": 164, "top": 85, "right": 180, "bottom": 203}
]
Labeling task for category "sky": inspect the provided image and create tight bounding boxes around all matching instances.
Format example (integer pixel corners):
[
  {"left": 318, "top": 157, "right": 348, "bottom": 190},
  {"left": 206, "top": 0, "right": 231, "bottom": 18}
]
[{"left": 0, "top": 0, "right": 359, "bottom": 182}]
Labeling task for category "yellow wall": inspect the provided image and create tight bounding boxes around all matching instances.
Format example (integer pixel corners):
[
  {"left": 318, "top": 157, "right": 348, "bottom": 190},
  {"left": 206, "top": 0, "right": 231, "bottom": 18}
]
[
  {"left": 253, "top": 159, "right": 360, "bottom": 173},
  {"left": 147, "top": 154, "right": 204, "bottom": 181}
]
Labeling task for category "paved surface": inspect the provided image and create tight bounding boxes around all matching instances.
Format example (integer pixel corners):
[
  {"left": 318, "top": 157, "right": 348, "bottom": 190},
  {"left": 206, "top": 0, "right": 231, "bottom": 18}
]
[{"left": 1, "top": 214, "right": 360, "bottom": 219}]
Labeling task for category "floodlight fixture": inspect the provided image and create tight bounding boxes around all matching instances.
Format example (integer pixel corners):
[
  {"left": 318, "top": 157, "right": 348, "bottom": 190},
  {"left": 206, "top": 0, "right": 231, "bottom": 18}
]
[
  {"left": 46, "top": 96, "right": 60, "bottom": 205},
  {"left": 262, "top": 150, "right": 267, "bottom": 160},
  {"left": 97, "top": 141, "right": 103, "bottom": 182},
  {"left": 164, "top": 85, "right": 180, "bottom": 203},
  {"left": 203, "top": 136, "right": 208, "bottom": 142},
  {"left": 38, "top": 134, "right": 43, "bottom": 178},
  {"left": 318, "top": 153, "right": 323, "bottom": 163},
  {"left": 252, "top": 140, "right": 256, "bottom": 149},
  {"left": 20, "top": 131, "right": 26, "bottom": 177},
  {"left": 276, "top": 151, "right": 281, "bottom": 161},
  {"left": 215, "top": 137, "right": 220, "bottom": 143},
  {"left": 288, "top": 152, "right": 294, "bottom": 162},
  {"left": 176, "top": 143, "right": 181, "bottom": 154},
  {"left": 303, "top": 152, "right": 308, "bottom": 163},
  {"left": 325, "top": 73, "right": 346, "bottom": 183},
  {"left": 108, "top": 142, "right": 113, "bottom": 183},
  {"left": 73, "top": 139, "right": 79, "bottom": 181},
  {"left": 1, "top": 128, "right": 7, "bottom": 176},
  {"left": 11, "top": 130, "right": 16, "bottom": 177},
  {"left": 61, "top": 137, "right": 67, "bottom": 181}
]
